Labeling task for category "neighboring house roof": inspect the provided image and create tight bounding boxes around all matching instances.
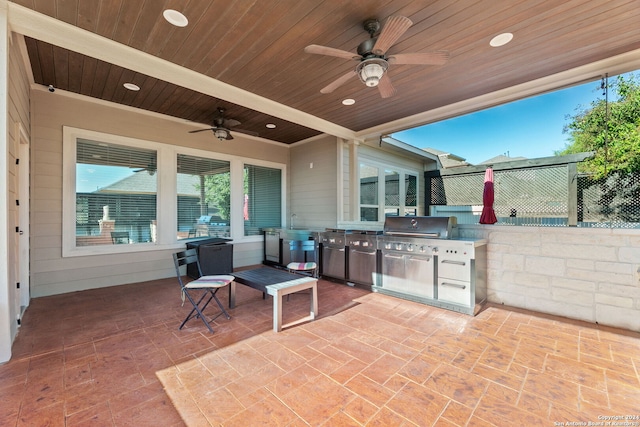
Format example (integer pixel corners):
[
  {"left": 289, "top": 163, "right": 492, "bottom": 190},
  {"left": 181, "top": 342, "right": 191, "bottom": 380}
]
[
  {"left": 95, "top": 173, "right": 202, "bottom": 197},
  {"left": 479, "top": 154, "right": 528, "bottom": 165},
  {"left": 422, "top": 147, "right": 471, "bottom": 169}
]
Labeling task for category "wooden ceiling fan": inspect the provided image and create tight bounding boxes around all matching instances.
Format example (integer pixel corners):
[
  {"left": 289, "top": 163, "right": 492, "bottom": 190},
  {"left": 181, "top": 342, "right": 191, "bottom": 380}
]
[
  {"left": 305, "top": 16, "right": 449, "bottom": 98},
  {"left": 189, "top": 108, "right": 258, "bottom": 140}
]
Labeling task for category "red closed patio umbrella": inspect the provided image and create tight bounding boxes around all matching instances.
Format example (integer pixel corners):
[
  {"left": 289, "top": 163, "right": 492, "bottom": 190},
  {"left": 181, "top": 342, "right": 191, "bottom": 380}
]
[{"left": 479, "top": 167, "right": 498, "bottom": 224}]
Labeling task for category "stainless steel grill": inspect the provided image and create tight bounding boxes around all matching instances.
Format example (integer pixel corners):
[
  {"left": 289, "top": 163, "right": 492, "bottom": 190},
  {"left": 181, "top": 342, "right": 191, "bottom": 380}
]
[
  {"left": 376, "top": 216, "right": 486, "bottom": 315},
  {"left": 382, "top": 216, "right": 456, "bottom": 238}
]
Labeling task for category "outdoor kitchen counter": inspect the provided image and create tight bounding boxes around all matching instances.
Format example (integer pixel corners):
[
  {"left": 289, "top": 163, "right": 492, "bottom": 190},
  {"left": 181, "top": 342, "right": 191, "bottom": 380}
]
[{"left": 377, "top": 218, "right": 488, "bottom": 316}]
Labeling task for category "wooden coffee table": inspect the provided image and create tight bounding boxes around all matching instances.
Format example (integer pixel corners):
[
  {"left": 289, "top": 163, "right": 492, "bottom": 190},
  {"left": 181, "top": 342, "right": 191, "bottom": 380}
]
[{"left": 229, "top": 267, "right": 318, "bottom": 332}]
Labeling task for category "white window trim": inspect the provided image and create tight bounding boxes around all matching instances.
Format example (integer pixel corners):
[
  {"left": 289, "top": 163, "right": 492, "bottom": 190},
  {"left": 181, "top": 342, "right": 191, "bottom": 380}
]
[
  {"left": 357, "top": 157, "right": 420, "bottom": 222},
  {"left": 62, "top": 126, "right": 286, "bottom": 257}
]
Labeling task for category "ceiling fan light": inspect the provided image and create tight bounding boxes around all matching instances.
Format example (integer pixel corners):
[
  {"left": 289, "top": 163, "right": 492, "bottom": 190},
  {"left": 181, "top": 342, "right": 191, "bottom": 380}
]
[
  {"left": 356, "top": 59, "right": 388, "bottom": 88},
  {"left": 214, "top": 129, "right": 228, "bottom": 140}
]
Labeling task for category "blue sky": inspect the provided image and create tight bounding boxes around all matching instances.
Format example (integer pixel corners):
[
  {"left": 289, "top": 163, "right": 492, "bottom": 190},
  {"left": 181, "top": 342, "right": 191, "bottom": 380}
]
[
  {"left": 393, "top": 80, "right": 605, "bottom": 165},
  {"left": 77, "top": 164, "right": 135, "bottom": 193}
]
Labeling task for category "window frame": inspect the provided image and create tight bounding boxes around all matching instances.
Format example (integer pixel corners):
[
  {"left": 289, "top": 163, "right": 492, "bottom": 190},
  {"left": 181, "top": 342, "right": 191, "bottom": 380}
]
[
  {"left": 357, "top": 157, "right": 420, "bottom": 222},
  {"left": 62, "top": 126, "right": 286, "bottom": 257}
]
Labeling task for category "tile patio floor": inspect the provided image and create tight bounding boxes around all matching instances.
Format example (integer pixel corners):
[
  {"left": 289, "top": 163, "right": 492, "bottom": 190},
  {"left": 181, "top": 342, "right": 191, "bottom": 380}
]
[{"left": 1, "top": 268, "right": 639, "bottom": 426}]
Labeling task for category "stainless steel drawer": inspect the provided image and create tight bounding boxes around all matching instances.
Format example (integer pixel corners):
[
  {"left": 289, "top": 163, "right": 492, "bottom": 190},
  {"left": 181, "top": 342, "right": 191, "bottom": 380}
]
[
  {"left": 437, "top": 277, "right": 471, "bottom": 306},
  {"left": 438, "top": 258, "right": 471, "bottom": 282}
]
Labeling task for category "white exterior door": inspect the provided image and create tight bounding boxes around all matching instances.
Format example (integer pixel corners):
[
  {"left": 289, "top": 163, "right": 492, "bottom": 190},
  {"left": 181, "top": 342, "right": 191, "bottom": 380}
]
[{"left": 17, "top": 124, "right": 30, "bottom": 315}]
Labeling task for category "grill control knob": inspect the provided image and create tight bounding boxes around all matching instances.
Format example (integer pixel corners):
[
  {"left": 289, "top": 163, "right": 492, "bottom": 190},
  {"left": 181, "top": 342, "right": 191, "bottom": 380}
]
[
  {"left": 432, "top": 247, "right": 438, "bottom": 254},
  {"left": 407, "top": 244, "right": 414, "bottom": 252},
  {"left": 419, "top": 246, "right": 425, "bottom": 253},
  {"left": 395, "top": 243, "right": 402, "bottom": 250}
]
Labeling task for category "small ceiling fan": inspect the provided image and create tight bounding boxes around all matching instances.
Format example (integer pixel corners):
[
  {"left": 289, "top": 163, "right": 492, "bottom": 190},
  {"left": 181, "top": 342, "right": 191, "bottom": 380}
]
[
  {"left": 304, "top": 16, "right": 449, "bottom": 98},
  {"left": 189, "top": 107, "right": 258, "bottom": 140}
]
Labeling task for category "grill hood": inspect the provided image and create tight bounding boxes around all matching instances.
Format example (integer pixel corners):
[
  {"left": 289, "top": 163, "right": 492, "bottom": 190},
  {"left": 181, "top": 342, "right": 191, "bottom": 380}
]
[{"left": 383, "top": 216, "right": 457, "bottom": 239}]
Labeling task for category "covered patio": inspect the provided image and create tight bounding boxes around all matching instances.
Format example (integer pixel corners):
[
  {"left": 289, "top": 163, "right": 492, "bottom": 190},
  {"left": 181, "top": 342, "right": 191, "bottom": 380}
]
[{"left": 1, "top": 272, "right": 638, "bottom": 426}]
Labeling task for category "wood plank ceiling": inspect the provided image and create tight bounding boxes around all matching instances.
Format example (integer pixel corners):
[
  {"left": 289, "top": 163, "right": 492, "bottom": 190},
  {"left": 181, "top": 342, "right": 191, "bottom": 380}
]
[{"left": 13, "top": 0, "right": 640, "bottom": 145}]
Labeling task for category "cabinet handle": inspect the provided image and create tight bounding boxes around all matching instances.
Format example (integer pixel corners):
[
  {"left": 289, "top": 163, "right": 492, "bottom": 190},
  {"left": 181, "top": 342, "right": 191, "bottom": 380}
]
[
  {"left": 441, "top": 282, "right": 466, "bottom": 289},
  {"left": 441, "top": 260, "right": 466, "bottom": 266},
  {"left": 352, "top": 250, "right": 376, "bottom": 256}
]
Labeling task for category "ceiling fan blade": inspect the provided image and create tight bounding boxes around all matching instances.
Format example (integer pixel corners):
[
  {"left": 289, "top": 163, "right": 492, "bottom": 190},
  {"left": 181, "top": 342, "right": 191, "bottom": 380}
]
[
  {"left": 188, "top": 128, "right": 214, "bottom": 133},
  {"left": 372, "top": 16, "right": 413, "bottom": 56},
  {"left": 320, "top": 70, "right": 357, "bottom": 94},
  {"left": 232, "top": 128, "right": 259, "bottom": 137},
  {"left": 377, "top": 74, "right": 396, "bottom": 98},
  {"left": 226, "top": 133, "right": 234, "bottom": 141},
  {"left": 304, "top": 44, "right": 358, "bottom": 60},
  {"left": 223, "top": 118, "right": 241, "bottom": 128},
  {"left": 388, "top": 51, "right": 450, "bottom": 65}
]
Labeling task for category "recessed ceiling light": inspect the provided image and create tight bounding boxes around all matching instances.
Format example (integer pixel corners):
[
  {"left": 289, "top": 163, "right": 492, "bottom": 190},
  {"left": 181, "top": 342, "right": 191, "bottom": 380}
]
[
  {"left": 163, "top": 9, "right": 188, "bottom": 27},
  {"left": 266, "top": 123, "right": 276, "bottom": 129},
  {"left": 490, "top": 33, "right": 513, "bottom": 47},
  {"left": 342, "top": 98, "right": 356, "bottom": 106},
  {"left": 123, "top": 82, "right": 140, "bottom": 91}
]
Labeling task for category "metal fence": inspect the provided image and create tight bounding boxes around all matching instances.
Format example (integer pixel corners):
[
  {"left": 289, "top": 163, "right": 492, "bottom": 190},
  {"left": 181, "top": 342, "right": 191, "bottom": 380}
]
[
  {"left": 578, "top": 171, "right": 640, "bottom": 228},
  {"left": 426, "top": 154, "right": 640, "bottom": 228}
]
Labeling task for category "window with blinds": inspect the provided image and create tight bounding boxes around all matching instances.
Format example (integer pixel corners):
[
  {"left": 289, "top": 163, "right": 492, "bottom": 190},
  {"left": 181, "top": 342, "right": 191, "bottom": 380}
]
[
  {"left": 176, "top": 154, "right": 231, "bottom": 240},
  {"left": 75, "top": 139, "right": 157, "bottom": 246},
  {"left": 244, "top": 164, "right": 281, "bottom": 236}
]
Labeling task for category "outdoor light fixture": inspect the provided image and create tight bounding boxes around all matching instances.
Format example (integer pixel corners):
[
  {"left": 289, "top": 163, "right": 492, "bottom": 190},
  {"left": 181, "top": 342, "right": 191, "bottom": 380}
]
[
  {"left": 356, "top": 58, "right": 389, "bottom": 87},
  {"left": 214, "top": 129, "right": 229, "bottom": 140},
  {"left": 163, "top": 9, "right": 188, "bottom": 27},
  {"left": 490, "top": 32, "right": 513, "bottom": 47},
  {"left": 123, "top": 82, "right": 140, "bottom": 91}
]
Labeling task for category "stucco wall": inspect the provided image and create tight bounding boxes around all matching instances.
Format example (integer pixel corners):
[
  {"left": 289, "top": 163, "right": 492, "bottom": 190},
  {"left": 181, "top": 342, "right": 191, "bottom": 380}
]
[
  {"left": 30, "top": 89, "right": 289, "bottom": 297},
  {"left": 459, "top": 224, "right": 640, "bottom": 331}
]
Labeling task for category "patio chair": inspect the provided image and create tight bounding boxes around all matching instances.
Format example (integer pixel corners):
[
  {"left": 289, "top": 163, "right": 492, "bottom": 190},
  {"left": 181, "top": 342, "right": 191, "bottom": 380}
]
[
  {"left": 111, "top": 231, "right": 129, "bottom": 244},
  {"left": 286, "top": 240, "right": 318, "bottom": 278},
  {"left": 172, "top": 248, "right": 233, "bottom": 333}
]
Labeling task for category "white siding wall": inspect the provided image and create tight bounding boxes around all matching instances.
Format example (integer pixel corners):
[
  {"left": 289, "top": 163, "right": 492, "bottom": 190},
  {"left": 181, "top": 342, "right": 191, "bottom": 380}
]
[
  {"left": 459, "top": 224, "right": 640, "bottom": 331},
  {"left": 341, "top": 141, "right": 351, "bottom": 221},
  {"left": 2, "top": 32, "right": 31, "bottom": 358},
  {"left": 30, "top": 89, "right": 288, "bottom": 297},
  {"left": 289, "top": 136, "right": 338, "bottom": 228}
]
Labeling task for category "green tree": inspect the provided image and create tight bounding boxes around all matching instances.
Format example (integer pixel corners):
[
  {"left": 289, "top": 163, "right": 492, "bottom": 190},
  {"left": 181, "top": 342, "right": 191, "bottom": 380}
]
[
  {"left": 557, "top": 74, "right": 640, "bottom": 179},
  {"left": 202, "top": 171, "right": 249, "bottom": 221},
  {"left": 203, "top": 172, "right": 231, "bottom": 220},
  {"left": 558, "top": 74, "right": 640, "bottom": 222}
]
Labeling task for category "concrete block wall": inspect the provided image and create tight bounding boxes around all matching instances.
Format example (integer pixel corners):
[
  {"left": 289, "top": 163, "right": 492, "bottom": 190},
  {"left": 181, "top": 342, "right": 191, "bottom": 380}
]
[{"left": 459, "top": 225, "right": 640, "bottom": 331}]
